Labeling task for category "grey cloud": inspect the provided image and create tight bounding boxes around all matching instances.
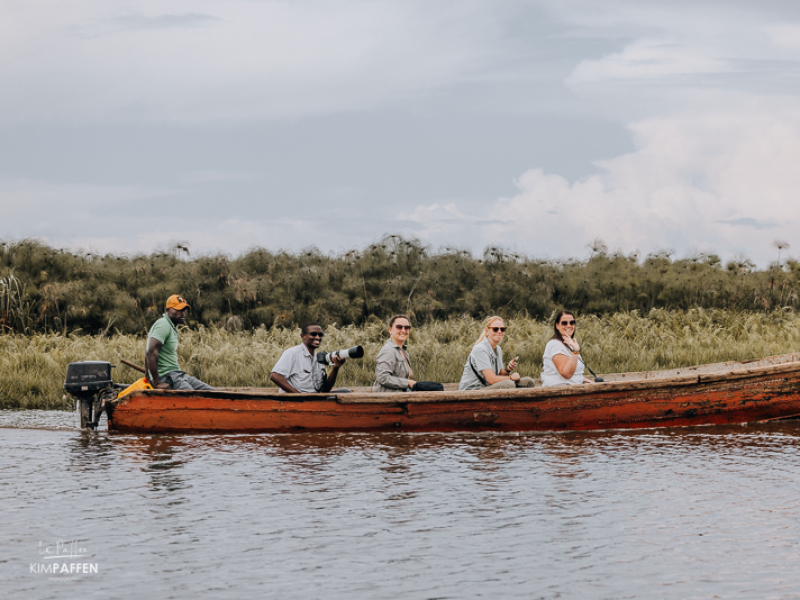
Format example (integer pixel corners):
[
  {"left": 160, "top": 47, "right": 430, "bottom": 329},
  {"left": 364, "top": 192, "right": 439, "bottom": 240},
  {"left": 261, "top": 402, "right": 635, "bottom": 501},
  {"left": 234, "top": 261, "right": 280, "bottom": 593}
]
[
  {"left": 177, "top": 171, "right": 261, "bottom": 185},
  {"left": 723, "top": 58, "right": 800, "bottom": 94},
  {"left": 76, "top": 12, "right": 222, "bottom": 37},
  {"left": 4, "top": 0, "right": 800, "bottom": 267},
  {"left": 716, "top": 218, "right": 778, "bottom": 230},
  {"left": 642, "top": 59, "right": 800, "bottom": 95}
]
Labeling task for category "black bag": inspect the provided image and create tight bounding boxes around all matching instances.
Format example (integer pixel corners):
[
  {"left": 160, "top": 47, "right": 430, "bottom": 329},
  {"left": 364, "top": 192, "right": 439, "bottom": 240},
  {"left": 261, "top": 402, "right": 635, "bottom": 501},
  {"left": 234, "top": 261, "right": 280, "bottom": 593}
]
[{"left": 412, "top": 381, "right": 444, "bottom": 392}]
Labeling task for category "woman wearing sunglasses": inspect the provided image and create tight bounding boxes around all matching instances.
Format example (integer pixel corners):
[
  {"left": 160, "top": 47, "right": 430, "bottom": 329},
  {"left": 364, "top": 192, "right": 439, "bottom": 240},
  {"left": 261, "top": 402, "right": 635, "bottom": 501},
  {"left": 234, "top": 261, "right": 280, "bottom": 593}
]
[
  {"left": 542, "top": 310, "right": 594, "bottom": 387},
  {"left": 373, "top": 314, "right": 418, "bottom": 392},
  {"left": 459, "top": 316, "right": 535, "bottom": 390}
]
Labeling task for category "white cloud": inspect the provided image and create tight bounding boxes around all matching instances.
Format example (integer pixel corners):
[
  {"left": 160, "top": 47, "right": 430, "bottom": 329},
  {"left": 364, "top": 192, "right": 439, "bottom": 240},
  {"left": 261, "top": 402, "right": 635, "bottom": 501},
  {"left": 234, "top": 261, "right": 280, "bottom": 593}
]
[
  {"left": 403, "top": 103, "right": 800, "bottom": 264},
  {"left": 402, "top": 0, "right": 800, "bottom": 265},
  {"left": 7, "top": 103, "right": 800, "bottom": 265},
  {"left": 569, "top": 38, "right": 730, "bottom": 83},
  {"left": 64, "top": 215, "right": 397, "bottom": 257},
  {"left": 765, "top": 22, "right": 800, "bottom": 50}
]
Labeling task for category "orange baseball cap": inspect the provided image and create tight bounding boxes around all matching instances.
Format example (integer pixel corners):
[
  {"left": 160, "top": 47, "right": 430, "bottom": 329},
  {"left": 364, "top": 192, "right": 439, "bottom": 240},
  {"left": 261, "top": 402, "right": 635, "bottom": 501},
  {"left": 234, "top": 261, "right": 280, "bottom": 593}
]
[{"left": 166, "top": 294, "right": 190, "bottom": 310}]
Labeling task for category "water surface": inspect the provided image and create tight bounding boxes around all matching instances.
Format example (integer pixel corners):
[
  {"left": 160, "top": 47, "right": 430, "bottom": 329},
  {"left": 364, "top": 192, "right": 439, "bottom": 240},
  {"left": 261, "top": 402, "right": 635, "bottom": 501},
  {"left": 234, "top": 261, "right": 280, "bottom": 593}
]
[{"left": 3, "top": 410, "right": 800, "bottom": 599}]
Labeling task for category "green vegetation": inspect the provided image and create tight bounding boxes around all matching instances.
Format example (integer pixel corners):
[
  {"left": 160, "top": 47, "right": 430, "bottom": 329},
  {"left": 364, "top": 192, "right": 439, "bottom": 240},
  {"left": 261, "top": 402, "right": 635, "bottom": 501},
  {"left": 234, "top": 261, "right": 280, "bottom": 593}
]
[
  {"left": 3, "top": 237, "right": 798, "bottom": 409},
  {"left": 3, "top": 309, "right": 799, "bottom": 409},
  {"left": 0, "top": 236, "right": 798, "bottom": 334}
]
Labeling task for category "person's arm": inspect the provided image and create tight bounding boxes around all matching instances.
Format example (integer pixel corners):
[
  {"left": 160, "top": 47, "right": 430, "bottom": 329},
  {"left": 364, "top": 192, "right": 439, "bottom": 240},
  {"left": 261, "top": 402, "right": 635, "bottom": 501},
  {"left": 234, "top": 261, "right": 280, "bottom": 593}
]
[
  {"left": 476, "top": 344, "right": 519, "bottom": 385},
  {"left": 500, "top": 356, "right": 518, "bottom": 376},
  {"left": 479, "top": 347, "right": 518, "bottom": 384},
  {"left": 482, "top": 369, "right": 520, "bottom": 384},
  {"left": 553, "top": 336, "right": 582, "bottom": 379},
  {"left": 551, "top": 354, "right": 580, "bottom": 379},
  {"left": 321, "top": 356, "right": 345, "bottom": 393},
  {"left": 145, "top": 338, "right": 170, "bottom": 389},
  {"left": 270, "top": 372, "right": 300, "bottom": 394}
]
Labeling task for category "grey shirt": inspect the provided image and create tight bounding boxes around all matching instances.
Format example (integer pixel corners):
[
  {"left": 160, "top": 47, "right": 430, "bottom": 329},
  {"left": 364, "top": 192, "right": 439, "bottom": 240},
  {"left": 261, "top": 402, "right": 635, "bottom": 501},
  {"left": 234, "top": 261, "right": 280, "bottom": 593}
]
[
  {"left": 373, "top": 339, "right": 412, "bottom": 392},
  {"left": 459, "top": 338, "right": 503, "bottom": 391},
  {"left": 271, "top": 344, "right": 326, "bottom": 393}
]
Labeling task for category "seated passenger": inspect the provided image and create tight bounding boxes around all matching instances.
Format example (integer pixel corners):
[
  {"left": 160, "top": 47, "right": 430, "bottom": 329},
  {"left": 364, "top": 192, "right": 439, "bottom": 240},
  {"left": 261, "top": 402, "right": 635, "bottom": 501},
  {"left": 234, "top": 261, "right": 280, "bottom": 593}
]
[
  {"left": 459, "top": 316, "right": 535, "bottom": 390},
  {"left": 541, "top": 310, "right": 595, "bottom": 387},
  {"left": 145, "top": 294, "right": 214, "bottom": 391},
  {"left": 270, "top": 323, "right": 347, "bottom": 393},
  {"left": 373, "top": 315, "right": 416, "bottom": 392}
]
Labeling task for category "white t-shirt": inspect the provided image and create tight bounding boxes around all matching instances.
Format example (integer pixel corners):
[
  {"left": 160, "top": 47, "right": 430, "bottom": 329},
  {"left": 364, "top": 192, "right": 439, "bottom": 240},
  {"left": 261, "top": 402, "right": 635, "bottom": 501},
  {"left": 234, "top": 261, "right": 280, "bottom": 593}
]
[{"left": 541, "top": 339, "right": 584, "bottom": 387}]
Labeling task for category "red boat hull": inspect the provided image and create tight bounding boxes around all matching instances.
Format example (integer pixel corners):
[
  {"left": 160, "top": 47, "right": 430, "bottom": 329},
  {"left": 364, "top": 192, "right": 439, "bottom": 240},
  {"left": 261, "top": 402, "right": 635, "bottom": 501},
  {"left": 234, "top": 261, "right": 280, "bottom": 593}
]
[{"left": 107, "top": 358, "right": 800, "bottom": 433}]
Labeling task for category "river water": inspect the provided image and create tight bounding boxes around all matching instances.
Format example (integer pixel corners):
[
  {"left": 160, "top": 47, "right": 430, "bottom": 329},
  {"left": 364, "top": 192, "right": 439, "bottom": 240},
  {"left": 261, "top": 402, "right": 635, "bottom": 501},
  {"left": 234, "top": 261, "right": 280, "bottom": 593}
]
[{"left": 3, "top": 410, "right": 800, "bottom": 600}]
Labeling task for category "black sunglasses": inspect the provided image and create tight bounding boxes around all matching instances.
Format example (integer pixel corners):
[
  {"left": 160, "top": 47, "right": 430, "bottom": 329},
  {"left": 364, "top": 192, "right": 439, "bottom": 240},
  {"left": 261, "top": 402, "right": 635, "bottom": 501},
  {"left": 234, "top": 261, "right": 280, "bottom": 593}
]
[
  {"left": 490, "top": 327, "right": 507, "bottom": 332},
  {"left": 394, "top": 325, "right": 412, "bottom": 331},
  {"left": 306, "top": 332, "right": 324, "bottom": 338},
  {"left": 559, "top": 320, "right": 576, "bottom": 326}
]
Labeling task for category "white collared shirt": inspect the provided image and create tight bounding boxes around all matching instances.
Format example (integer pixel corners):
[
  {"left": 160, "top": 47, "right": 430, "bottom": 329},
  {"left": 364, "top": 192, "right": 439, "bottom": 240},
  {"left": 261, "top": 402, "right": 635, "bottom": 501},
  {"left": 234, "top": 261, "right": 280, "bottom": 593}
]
[{"left": 271, "top": 344, "right": 326, "bottom": 393}]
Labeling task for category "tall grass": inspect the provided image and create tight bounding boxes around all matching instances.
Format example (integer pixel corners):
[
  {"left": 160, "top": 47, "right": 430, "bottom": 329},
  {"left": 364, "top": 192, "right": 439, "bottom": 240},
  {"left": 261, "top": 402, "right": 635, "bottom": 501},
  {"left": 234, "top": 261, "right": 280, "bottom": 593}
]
[{"left": 2, "top": 308, "right": 800, "bottom": 409}]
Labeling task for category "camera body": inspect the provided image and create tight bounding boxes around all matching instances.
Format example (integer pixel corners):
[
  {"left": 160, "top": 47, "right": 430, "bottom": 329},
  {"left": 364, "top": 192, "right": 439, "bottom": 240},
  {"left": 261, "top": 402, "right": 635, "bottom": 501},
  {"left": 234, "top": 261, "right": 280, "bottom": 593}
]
[{"left": 316, "top": 345, "right": 364, "bottom": 366}]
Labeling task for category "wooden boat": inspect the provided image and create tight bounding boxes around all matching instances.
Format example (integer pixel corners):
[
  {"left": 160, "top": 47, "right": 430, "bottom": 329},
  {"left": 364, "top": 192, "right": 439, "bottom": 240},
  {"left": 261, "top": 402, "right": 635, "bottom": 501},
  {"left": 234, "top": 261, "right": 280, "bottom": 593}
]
[{"left": 103, "top": 353, "right": 800, "bottom": 434}]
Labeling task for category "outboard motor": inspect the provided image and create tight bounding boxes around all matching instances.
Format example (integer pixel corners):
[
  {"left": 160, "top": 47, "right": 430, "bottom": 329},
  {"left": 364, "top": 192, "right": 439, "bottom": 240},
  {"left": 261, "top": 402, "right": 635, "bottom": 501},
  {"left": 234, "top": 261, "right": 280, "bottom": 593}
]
[{"left": 64, "top": 361, "right": 123, "bottom": 429}]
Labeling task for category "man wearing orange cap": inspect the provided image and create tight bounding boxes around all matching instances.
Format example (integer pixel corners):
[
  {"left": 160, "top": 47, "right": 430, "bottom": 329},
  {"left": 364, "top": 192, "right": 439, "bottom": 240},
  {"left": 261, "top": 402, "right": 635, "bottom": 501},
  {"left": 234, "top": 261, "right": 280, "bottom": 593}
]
[{"left": 145, "top": 294, "right": 214, "bottom": 391}]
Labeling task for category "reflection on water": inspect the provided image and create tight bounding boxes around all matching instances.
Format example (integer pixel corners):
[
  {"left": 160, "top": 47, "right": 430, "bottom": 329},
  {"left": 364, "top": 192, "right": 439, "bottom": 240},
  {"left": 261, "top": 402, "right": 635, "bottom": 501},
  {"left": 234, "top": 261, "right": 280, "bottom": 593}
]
[{"left": 3, "top": 412, "right": 800, "bottom": 599}]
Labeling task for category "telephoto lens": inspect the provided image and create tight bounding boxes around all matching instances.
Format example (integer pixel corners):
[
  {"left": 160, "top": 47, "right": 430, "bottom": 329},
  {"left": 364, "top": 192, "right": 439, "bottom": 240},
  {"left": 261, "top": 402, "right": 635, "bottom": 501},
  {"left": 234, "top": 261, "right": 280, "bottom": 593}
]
[{"left": 316, "top": 345, "right": 364, "bottom": 366}]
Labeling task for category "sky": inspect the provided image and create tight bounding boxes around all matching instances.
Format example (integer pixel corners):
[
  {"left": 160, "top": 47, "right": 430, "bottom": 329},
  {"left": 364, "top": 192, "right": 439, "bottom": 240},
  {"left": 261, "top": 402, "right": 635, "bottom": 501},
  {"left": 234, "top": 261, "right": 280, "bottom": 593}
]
[{"left": 2, "top": 0, "right": 800, "bottom": 265}]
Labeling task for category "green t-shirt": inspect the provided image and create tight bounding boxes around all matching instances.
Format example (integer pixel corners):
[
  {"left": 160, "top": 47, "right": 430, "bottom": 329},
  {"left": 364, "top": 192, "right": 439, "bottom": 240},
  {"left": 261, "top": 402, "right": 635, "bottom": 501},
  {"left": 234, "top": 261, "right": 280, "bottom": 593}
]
[{"left": 147, "top": 314, "right": 180, "bottom": 377}]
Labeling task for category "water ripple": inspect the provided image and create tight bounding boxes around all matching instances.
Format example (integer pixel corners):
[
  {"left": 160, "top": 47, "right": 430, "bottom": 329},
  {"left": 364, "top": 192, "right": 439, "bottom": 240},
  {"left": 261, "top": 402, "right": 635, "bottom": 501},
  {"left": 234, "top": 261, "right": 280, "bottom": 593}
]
[{"left": 3, "top": 412, "right": 800, "bottom": 599}]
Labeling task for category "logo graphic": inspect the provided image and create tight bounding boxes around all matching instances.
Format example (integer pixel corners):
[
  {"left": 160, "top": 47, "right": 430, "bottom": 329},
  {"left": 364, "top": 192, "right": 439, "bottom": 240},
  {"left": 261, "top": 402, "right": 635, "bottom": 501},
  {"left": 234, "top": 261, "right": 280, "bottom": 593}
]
[{"left": 30, "top": 540, "right": 99, "bottom": 581}]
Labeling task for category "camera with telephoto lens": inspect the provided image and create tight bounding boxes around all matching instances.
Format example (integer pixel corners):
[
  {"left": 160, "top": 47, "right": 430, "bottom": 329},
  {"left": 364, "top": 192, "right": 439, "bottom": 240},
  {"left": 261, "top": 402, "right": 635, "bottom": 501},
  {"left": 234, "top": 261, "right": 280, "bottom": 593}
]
[{"left": 316, "top": 345, "right": 364, "bottom": 365}]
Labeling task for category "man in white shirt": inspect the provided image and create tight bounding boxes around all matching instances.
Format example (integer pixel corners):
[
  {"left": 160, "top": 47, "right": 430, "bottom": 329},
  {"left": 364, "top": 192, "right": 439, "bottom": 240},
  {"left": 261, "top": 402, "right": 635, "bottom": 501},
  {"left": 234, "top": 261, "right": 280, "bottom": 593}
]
[{"left": 270, "top": 323, "right": 345, "bottom": 393}]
